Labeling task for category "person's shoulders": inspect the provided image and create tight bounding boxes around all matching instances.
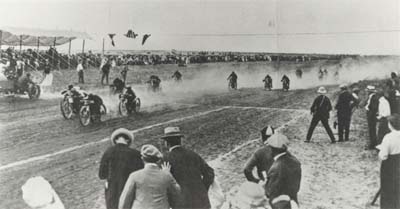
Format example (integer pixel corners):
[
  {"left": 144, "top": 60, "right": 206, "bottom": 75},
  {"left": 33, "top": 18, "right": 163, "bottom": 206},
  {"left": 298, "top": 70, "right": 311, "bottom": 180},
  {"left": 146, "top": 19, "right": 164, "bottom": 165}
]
[{"left": 255, "top": 146, "right": 272, "bottom": 157}]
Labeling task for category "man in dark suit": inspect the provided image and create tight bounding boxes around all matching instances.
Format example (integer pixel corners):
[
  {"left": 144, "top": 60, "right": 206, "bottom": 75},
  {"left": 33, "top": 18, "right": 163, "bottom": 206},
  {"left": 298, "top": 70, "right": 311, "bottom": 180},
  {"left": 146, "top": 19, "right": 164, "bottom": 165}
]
[
  {"left": 335, "top": 84, "right": 356, "bottom": 142},
  {"left": 305, "top": 86, "right": 336, "bottom": 143},
  {"left": 365, "top": 85, "right": 379, "bottom": 150},
  {"left": 161, "top": 127, "right": 215, "bottom": 209},
  {"left": 99, "top": 128, "right": 144, "bottom": 209},
  {"left": 244, "top": 125, "right": 275, "bottom": 183},
  {"left": 265, "top": 134, "right": 302, "bottom": 209}
]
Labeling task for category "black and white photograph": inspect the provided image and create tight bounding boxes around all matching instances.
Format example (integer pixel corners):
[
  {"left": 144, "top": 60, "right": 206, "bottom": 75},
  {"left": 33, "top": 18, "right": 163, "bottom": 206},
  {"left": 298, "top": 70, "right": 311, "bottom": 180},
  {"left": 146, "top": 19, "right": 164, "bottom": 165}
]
[{"left": 0, "top": 0, "right": 399, "bottom": 209}]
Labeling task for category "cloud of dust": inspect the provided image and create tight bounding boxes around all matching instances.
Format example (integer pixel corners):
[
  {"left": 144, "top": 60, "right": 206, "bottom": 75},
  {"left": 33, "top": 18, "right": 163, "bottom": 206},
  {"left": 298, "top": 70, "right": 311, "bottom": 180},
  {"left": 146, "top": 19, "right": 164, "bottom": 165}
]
[{"left": 38, "top": 57, "right": 399, "bottom": 113}]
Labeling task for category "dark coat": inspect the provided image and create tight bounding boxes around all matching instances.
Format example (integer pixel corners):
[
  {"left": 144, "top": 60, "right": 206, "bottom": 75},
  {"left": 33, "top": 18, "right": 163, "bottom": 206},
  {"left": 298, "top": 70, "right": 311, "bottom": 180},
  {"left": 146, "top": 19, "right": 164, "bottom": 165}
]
[
  {"left": 265, "top": 152, "right": 302, "bottom": 204},
  {"left": 164, "top": 146, "right": 215, "bottom": 209},
  {"left": 367, "top": 93, "right": 379, "bottom": 117},
  {"left": 99, "top": 144, "right": 144, "bottom": 209},
  {"left": 310, "top": 95, "right": 332, "bottom": 119},
  {"left": 244, "top": 146, "right": 274, "bottom": 183},
  {"left": 335, "top": 90, "right": 355, "bottom": 116},
  {"left": 381, "top": 153, "right": 400, "bottom": 209}
]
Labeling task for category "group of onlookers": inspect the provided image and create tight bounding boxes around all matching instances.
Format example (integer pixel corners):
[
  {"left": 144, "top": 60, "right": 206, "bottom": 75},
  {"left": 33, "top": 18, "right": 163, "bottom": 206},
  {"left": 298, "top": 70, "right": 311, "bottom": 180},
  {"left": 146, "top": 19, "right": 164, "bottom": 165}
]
[{"left": 99, "top": 127, "right": 215, "bottom": 209}]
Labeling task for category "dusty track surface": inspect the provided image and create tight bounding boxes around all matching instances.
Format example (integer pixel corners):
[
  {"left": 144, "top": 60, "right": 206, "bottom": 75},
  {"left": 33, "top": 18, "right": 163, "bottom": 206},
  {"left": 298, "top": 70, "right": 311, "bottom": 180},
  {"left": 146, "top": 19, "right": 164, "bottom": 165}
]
[{"left": 0, "top": 60, "right": 386, "bottom": 209}]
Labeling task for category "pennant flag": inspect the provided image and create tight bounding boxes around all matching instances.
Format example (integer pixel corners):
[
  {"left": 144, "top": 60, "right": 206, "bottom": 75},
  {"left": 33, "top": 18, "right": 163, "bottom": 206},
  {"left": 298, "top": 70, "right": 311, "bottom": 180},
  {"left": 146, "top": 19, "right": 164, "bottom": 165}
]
[
  {"left": 142, "top": 34, "right": 151, "bottom": 45},
  {"left": 125, "top": 30, "right": 138, "bottom": 39},
  {"left": 108, "top": 34, "right": 116, "bottom": 46}
]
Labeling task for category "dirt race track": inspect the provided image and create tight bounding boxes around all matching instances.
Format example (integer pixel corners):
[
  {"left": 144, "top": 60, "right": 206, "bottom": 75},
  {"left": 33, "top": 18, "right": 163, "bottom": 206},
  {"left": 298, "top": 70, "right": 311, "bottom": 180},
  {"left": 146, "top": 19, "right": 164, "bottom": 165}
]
[{"left": 0, "top": 60, "right": 390, "bottom": 209}]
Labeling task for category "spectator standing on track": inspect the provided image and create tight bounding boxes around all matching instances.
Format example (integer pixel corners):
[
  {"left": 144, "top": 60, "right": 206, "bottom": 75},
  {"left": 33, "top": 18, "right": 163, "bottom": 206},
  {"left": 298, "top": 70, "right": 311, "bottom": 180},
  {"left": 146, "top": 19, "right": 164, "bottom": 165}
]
[
  {"left": 305, "top": 86, "right": 336, "bottom": 143},
  {"left": 101, "top": 60, "right": 111, "bottom": 85},
  {"left": 365, "top": 85, "right": 380, "bottom": 150},
  {"left": 265, "top": 134, "right": 301, "bottom": 209},
  {"left": 99, "top": 128, "right": 144, "bottom": 209},
  {"left": 376, "top": 114, "right": 400, "bottom": 209},
  {"left": 377, "top": 91, "right": 391, "bottom": 145},
  {"left": 121, "top": 65, "right": 128, "bottom": 83},
  {"left": 43, "top": 59, "right": 51, "bottom": 75},
  {"left": 335, "top": 84, "right": 356, "bottom": 142},
  {"left": 161, "top": 127, "right": 215, "bottom": 209},
  {"left": 77, "top": 60, "right": 84, "bottom": 84},
  {"left": 119, "top": 144, "right": 182, "bottom": 209},
  {"left": 243, "top": 125, "right": 275, "bottom": 183}
]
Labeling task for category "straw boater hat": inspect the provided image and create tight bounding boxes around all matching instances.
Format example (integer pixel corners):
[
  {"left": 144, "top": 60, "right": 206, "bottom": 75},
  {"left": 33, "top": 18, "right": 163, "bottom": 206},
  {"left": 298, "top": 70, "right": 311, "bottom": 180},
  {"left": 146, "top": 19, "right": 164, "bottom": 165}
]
[
  {"left": 317, "top": 86, "right": 327, "bottom": 94},
  {"left": 266, "top": 133, "right": 289, "bottom": 149},
  {"left": 366, "top": 85, "right": 377, "bottom": 92},
  {"left": 161, "top": 127, "right": 184, "bottom": 139},
  {"left": 339, "top": 84, "right": 347, "bottom": 90},
  {"left": 110, "top": 128, "right": 134, "bottom": 145}
]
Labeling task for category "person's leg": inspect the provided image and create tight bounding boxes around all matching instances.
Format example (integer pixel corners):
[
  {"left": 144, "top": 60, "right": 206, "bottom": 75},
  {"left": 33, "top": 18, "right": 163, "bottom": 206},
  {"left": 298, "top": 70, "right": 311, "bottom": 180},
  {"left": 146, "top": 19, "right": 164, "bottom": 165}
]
[
  {"left": 367, "top": 114, "right": 377, "bottom": 149},
  {"left": 377, "top": 118, "right": 390, "bottom": 145},
  {"left": 101, "top": 73, "right": 105, "bottom": 85},
  {"left": 344, "top": 115, "right": 351, "bottom": 141},
  {"left": 82, "top": 72, "right": 84, "bottom": 83},
  {"left": 338, "top": 114, "right": 344, "bottom": 142},
  {"left": 306, "top": 116, "right": 320, "bottom": 142},
  {"left": 106, "top": 72, "right": 109, "bottom": 84},
  {"left": 321, "top": 117, "right": 336, "bottom": 143}
]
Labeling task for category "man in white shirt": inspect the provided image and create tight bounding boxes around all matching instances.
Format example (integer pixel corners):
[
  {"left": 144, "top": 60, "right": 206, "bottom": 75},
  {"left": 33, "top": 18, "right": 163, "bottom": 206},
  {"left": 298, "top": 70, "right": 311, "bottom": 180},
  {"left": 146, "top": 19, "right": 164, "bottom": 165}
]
[
  {"left": 377, "top": 114, "right": 400, "bottom": 209},
  {"left": 77, "top": 60, "right": 84, "bottom": 84},
  {"left": 377, "top": 91, "right": 391, "bottom": 145}
]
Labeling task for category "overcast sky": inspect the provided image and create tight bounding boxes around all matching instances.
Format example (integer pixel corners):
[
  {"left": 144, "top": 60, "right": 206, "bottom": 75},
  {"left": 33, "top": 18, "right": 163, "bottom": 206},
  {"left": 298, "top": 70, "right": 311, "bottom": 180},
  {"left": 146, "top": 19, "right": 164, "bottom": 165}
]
[{"left": 0, "top": 0, "right": 399, "bottom": 54}]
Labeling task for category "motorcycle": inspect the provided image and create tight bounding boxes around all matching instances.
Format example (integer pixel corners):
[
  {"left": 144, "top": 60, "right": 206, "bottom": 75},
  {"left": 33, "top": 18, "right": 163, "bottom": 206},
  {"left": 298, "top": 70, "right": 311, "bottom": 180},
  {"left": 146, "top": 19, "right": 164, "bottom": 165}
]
[
  {"left": 0, "top": 79, "right": 41, "bottom": 99},
  {"left": 263, "top": 81, "right": 272, "bottom": 91},
  {"left": 282, "top": 80, "right": 290, "bottom": 91},
  {"left": 60, "top": 89, "right": 86, "bottom": 119},
  {"left": 147, "top": 79, "right": 162, "bottom": 92},
  {"left": 118, "top": 94, "right": 141, "bottom": 116},
  {"left": 228, "top": 79, "right": 237, "bottom": 90},
  {"left": 78, "top": 97, "right": 107, "bottom": 126}
]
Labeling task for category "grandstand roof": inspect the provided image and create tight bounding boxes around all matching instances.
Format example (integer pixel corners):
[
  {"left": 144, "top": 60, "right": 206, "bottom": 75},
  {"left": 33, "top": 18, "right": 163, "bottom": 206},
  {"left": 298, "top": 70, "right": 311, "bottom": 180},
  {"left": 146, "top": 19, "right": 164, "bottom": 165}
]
[{"left": 0, "top": 27, "right": 91, "bottom": 47}]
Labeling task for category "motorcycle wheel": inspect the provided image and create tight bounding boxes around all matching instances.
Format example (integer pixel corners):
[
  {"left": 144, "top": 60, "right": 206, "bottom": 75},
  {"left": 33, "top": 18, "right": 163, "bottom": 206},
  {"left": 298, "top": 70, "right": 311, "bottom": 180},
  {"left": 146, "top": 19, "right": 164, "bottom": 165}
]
[
  {"left": 60, "top": 98, "right": 73, "bottom": 119},
  {"left": 119, "top": 100, "right": 129, "bottom": 116},
  {"left": 79, "top": 106, "right": 91, "bottom": 126},
  {"left": 134, "top": 98, "right": 141, "bottom": 113},
  {"left": 28, "top": 84, "right": 41, "bottom": 99}
]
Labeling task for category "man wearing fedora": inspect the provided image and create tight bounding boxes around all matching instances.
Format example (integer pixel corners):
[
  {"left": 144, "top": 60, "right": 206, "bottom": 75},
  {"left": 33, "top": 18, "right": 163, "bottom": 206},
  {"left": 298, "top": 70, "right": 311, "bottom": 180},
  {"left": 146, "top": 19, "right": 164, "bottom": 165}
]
[
  {"left": 99, "top": 128, "right": 144, "bottom": 209},
  {"left": 265, "top": 134, "right": 301, "bottom": 209},
  {"left": 335, "top": 84, "right": 356, "bottom": 142},
  {"left": 244, "top": 125, "right": 275, "bottom": 183},
  {"left": 305, "top": 86, "right": 336, "bottom": 143},
  {"left": 119, "top": 144, "right": 182, "bottom": 209},
  {"left": 365, "top": 85, "right": 379, "bottom": 150},
  {"left": 161, "top": 127, "right": 215, "bottom": 209}
]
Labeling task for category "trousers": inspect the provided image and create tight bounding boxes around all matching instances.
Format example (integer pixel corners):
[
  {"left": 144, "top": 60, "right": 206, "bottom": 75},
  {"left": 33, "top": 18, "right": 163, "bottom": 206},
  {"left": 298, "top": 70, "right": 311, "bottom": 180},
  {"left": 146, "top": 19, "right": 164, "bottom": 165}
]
[
  {"left": 337, "top": 113, "right": 351, "bottom": 141},
  {"left": 306, "top": 114, "right": 335, "bottom": 142}
]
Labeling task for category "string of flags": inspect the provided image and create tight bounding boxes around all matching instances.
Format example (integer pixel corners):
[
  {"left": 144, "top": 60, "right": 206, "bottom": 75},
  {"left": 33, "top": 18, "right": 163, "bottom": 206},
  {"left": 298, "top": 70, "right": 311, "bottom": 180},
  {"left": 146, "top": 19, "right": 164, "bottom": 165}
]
[{"left": 108, "top": 29, "right": 151, "bottom": 47}]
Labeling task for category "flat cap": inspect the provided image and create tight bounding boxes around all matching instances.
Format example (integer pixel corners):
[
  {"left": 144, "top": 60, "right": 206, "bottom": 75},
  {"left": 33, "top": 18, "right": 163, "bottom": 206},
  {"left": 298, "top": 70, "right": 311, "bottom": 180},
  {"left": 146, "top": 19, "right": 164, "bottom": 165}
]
[{"left": 141, "top": 144, "right": 163, "bottom": 159}]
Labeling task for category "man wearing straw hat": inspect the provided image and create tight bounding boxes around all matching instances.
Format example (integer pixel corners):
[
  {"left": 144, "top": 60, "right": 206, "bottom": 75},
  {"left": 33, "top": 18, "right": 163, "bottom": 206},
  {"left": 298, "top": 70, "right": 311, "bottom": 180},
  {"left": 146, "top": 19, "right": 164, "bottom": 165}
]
[
  {"left": 99, "top": 128, "right": 144, "bottom": 209},
  {"left": 161, "top": 127, "right": 215, "bottom": 209},
  {"left": 305, "top": 86, "right": 336, "bottom": 143},
  {"left": 365, "top": 85, "right": 379, "bottom": 150},
  {"left": 119, "top": 144, "right": 182, "bottom": 209},
  {"left": 265, "top": 133, "right": 301, "bottom": 209}
]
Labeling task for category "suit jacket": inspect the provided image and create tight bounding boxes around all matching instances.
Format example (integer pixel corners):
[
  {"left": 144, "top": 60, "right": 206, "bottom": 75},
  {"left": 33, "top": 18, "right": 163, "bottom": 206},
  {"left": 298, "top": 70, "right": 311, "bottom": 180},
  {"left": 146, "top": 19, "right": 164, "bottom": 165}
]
[
  {"left": 244, "top": 146, "right": 274, "bottom": 183},
  {"left": 164, "top": 146, "right": 215, "bottom": 209},
  {"left": 310, "top": 95, "right": 332, "bottom": 119},
  {"left": 335, "top": 90, "right": 355, "bottom": 116},
  {"left": 367, "top": 93, "right": 379, "bottom": 117},
  {"left": 265, "top": 152, "right": 302, "bottom": 204},
  {"left": 99, "top": 144, "right": 144, "bottom": 209},
  {"left": 119, "top": 164, "right": 182, "bottom": 209}
]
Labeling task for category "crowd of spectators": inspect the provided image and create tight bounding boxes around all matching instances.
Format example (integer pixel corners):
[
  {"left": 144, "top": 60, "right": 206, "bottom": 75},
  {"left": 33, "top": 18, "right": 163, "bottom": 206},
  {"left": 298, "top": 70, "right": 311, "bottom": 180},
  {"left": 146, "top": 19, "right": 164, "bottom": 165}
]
[{"left": 1, "top": 46, "right": 351, "bottom": 74}]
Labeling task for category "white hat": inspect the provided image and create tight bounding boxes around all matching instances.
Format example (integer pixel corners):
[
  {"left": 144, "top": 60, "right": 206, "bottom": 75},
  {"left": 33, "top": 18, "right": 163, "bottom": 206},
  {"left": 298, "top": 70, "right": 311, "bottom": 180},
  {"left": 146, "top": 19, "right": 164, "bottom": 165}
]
[
  {"left": 366, "top": 85, "right": 376, "bottom": 92},
  {"left": 110, "top": 128, "right": 134, "bottom": 145},
  {"left": 141, "top": 144, "right": 163, "bottom": 159},
  {"left": 266, "top": 133, "right": 289, "bottom": 149},
  {"left": 317, "top": 86, "right": 327, "bottom": 94}
]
